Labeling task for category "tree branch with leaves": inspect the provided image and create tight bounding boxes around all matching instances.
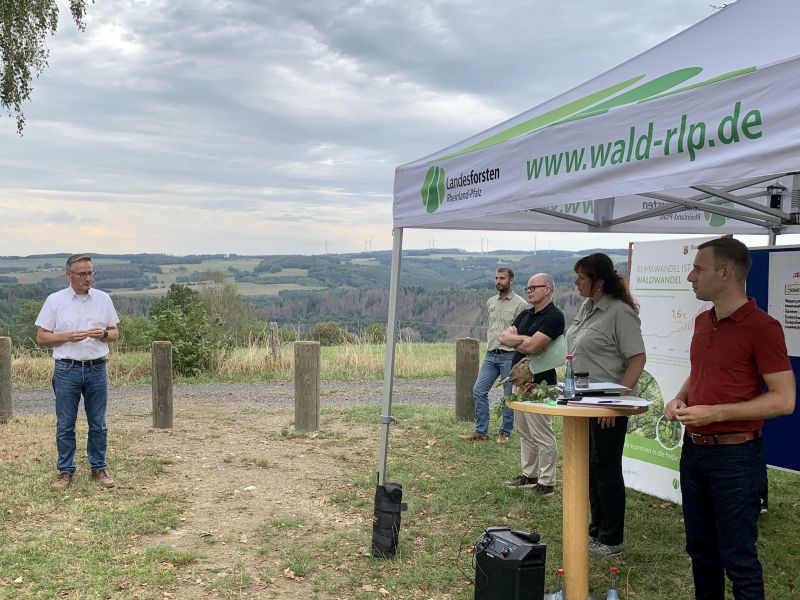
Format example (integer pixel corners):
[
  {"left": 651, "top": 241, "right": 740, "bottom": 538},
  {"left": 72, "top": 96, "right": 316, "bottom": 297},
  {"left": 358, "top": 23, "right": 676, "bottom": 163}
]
[{"left": 1, "top": 0, "right": 90, "bottom": 134}]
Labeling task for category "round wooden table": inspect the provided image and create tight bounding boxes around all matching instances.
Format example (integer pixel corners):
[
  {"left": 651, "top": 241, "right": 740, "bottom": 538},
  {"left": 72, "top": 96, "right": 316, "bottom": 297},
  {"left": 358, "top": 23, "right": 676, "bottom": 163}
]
[{"left": 507, "top": 400, "right": 647, "bottom": 600}]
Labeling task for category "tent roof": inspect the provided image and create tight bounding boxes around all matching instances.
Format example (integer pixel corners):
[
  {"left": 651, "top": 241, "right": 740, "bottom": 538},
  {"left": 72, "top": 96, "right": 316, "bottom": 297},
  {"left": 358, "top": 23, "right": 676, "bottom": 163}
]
[{"left": 393, "top": 0, "right": 800, "bottom": 235}]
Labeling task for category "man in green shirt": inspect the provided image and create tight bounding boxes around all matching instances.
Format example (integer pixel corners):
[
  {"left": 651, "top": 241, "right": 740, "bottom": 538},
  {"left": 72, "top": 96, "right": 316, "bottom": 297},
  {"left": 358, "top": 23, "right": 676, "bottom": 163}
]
[{"left": 459, "top": 268, "right": 528, "bottom": 442}]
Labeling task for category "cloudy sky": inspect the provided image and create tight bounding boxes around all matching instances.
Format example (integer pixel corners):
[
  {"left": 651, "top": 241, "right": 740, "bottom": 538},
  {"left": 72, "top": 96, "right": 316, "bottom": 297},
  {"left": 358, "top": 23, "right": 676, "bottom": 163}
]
[{"left": 2, "top": 0, "right": 789, "bottom": 257}]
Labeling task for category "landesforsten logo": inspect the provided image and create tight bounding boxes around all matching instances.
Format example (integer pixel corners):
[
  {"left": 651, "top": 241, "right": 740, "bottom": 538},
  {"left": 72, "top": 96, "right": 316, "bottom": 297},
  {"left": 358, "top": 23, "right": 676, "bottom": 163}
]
[
  {"left": 703, "top": 211, "right": 727, "bottom": 227},
  {"left": 421, "top": 166, "right": 445, "bottom": 213},
  {"left": 703, "top": 200, "right": 733, "bottom": 227}
]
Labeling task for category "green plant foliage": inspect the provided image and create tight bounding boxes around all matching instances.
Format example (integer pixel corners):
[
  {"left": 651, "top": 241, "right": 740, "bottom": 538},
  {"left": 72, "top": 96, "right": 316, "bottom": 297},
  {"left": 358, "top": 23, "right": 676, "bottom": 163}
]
[
  {"left": 199, "top": 279, "right": 261, "bottom": 345},
  {"left": 7, "top": 299, "right": 43, "bottom": 348},
  {"left": 150, "top": 284, "right": 230, "bottom": 375},
  {"left": 492, "top": 382, "right": 559, "bottom": 420},
  {"left": 117, "top": 313, "right": 153, "bottom": 352},
  {"left": 279, "top": 326, "right": 300, "bottom": 343},
  {"left": 150, "top": 282, "right": 197, "bottom": 316},
  {"left": 151, "top": 306, "right": 212, "bottom": 376},
  {"left": 307, "top": 321, "right": 355, "bottom": 346},
  {"left": 362, "top": 322, "right": 386, "bottom": 344},
  {"left": 1, "top": 0, "right": 90, "bottom": 133}
]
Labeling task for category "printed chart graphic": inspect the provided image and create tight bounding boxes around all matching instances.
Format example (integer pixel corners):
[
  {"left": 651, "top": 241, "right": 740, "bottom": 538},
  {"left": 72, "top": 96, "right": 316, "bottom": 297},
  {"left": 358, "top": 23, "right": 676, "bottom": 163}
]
[{"left": 625, "top": 236, "right": 716, "bottom": 503}]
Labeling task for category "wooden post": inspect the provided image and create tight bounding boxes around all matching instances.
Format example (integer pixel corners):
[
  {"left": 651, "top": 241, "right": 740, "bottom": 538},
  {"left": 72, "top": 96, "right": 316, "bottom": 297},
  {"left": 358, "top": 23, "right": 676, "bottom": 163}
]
[
  {"left": 0, "top": 337, "right": 11, "bottom": 423},
  {"left": 294, "top": 341, "right": 320, "bottom": 432},
  {"left": 269, "top": 321, "right": 280, "bottom": 359},
  {"left": 151, "top": 341, "right": 173, "bottom": 429},
  {"left": 455, "top": 337, "right": 480, "bottom": 421}
]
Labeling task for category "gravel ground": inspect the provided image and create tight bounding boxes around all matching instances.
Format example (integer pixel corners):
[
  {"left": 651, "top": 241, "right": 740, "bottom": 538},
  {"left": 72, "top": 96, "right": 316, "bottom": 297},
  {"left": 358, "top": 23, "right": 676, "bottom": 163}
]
[{"left": 9, "top": 378, "right": 507, "bottom": 416}]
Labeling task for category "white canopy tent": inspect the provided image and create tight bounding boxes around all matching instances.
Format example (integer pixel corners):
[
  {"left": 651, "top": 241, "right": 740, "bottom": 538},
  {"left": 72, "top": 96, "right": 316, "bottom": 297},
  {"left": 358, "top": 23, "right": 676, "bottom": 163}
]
[{"left": 377, "top": 0, "right": 800, "bottom": 484}]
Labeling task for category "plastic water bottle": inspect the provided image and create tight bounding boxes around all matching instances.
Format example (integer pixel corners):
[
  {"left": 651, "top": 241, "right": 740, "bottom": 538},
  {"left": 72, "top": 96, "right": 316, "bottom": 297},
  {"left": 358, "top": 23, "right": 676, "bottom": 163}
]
[
  {"left": 551, "top": 567, "right": 565, "bottom": 599},
  {"left": 606, "top": 566, "right": 620, "bottom": 600},
  {"left": 563, "top": 355, "right": 575, "bottom": 399}
]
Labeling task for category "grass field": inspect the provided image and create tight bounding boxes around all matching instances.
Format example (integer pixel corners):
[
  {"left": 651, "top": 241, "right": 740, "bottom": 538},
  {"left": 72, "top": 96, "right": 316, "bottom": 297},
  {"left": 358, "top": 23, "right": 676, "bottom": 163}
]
[{"left": 1, "top": 404, "right": 797, "bottom": 599}]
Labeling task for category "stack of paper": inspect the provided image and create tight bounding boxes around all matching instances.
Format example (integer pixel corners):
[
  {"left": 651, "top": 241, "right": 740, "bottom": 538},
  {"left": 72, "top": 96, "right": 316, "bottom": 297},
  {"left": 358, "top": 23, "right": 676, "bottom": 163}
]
[{"left": 567, "top": 396, "right": 650, "bottom": 408}]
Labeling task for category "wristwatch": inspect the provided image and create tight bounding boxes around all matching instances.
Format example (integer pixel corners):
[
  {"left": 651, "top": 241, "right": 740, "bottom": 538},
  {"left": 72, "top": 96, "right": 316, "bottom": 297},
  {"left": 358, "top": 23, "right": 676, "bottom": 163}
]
[{"left": 102, "top": 330, "right": 108, "bottom": 340}]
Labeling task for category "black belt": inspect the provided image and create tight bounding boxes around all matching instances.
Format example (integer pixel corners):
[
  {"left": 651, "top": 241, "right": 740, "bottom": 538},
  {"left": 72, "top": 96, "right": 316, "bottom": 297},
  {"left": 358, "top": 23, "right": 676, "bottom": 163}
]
[
  {"left": 56, "top": 358, "right": 107, "bottom": 367},
  {"left": 688, "top": 430, "right": 761, "bottom": 446},
  {"left": 488, "top": 349, "right": 515, "bottom": 354}
]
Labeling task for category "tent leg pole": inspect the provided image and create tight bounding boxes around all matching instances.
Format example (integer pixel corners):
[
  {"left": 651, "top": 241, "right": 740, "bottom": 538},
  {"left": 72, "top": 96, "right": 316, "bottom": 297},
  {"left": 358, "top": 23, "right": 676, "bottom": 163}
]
[{"left": 377, "top": 227, "right": 403, "bottom": 485}]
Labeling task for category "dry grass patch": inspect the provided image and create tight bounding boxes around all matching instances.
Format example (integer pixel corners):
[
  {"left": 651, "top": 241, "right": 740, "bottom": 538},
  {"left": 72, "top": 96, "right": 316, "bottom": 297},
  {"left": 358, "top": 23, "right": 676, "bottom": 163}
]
[{"left": 10, "top": 341, "right": 461, "bottom": 387}]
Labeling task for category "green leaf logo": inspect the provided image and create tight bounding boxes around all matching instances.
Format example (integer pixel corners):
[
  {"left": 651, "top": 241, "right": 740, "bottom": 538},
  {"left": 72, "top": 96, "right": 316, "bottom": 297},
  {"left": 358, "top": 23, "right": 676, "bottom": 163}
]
[
  {"left": 421, "top": 166, "right": 445, "bottom": 213},
  {"left": 703, "top": 201, "right": 731, "bottom": 227},
  {"left": 672, "top": 478, "right": 680, "bottom": 490}
]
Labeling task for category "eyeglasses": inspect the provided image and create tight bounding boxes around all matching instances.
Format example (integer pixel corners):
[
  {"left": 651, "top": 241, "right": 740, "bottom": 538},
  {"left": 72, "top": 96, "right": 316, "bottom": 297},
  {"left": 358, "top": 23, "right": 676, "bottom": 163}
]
[
  {"left": 525, "top": 285, "right": 548, "bottom": 292},
  {"left": 70, "top": 270, "right": 96, "bottom": 278}
]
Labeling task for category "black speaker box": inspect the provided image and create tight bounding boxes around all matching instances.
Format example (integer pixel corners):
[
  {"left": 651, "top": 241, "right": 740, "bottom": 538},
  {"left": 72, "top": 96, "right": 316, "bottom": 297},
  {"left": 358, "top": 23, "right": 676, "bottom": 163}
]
[{"left": 474, "top": 527, "right": 547, "bottom": 600}]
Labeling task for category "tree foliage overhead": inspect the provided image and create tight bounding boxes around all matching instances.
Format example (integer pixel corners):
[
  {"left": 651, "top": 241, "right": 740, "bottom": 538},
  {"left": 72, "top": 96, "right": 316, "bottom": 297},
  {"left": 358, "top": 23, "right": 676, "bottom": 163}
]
[{"left": 1, "top": 0, "right": 90, "bottom": 133}]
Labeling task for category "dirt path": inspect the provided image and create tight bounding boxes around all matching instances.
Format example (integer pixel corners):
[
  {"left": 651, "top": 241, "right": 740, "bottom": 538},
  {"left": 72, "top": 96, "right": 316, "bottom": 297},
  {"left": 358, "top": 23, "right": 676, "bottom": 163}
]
[
  {"left": 12, "top": 378, "right": 497, "bottom": 598},
  {"left": 116, "top": 399, "right": 381, "bottom": 599}
]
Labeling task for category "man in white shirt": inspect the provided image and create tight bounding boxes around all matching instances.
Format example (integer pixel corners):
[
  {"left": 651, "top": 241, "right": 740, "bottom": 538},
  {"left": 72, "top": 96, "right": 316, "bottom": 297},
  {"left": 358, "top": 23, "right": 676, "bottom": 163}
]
[{"left": 35, "top": 254, "right": 120, "bottom": 491}]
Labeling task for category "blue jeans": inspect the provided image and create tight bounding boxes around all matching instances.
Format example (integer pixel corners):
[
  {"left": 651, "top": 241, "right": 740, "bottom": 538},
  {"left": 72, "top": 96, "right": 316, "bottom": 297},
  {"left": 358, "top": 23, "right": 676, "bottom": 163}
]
[
  {"left": 680, "top": 434, "right": 766, "bottom": 600},
  {"left": 52, "top": 360, "right": 109, "bottom": 473},
  {"left": 472, "top": 351, "right": 514, "bottom": 436}
]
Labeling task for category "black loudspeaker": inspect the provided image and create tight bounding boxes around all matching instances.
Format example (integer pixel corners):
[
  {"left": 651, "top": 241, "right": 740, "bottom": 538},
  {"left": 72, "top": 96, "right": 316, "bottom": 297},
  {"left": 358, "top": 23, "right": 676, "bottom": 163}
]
[{"left": 474, "top": 527, "right": 547, "bottom": 600}]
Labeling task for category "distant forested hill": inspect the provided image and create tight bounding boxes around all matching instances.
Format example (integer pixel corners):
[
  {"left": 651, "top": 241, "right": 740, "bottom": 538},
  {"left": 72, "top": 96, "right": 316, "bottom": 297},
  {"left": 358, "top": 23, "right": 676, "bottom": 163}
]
[{"left": 0, "top": 248, "right": 629, "bottom": 342}]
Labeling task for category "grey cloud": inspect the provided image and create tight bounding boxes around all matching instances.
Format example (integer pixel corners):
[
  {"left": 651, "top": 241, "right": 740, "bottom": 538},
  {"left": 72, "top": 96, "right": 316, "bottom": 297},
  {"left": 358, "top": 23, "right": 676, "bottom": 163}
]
[{"left": 0, "top": 0, "right": 720, "bottom": 254}]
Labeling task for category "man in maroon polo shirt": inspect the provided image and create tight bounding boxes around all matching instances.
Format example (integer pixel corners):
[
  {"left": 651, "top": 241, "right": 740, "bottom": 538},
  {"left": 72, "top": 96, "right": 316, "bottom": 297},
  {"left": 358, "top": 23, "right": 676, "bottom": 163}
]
[{"left": 664, "top": 237, "right": 795, "bottom": 600}]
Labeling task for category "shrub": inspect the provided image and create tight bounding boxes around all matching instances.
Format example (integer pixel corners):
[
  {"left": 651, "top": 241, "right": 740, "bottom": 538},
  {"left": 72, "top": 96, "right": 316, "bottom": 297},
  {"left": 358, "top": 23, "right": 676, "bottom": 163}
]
[
  {"left": 307, "top": 321, "right": 355, "bottom": 346},
  {"left": 280, "top": 327, "right": 300, "bottom": 343},
  {"left": 117, "top": 313, "right": 153, "bottom": 351},
  {"left": 7, "top": 299, "right": 43, "bottom": 348},
  {"left": 199, "top": 280, "right": 258, "bottom": 345},
  {"left": 150, "top": 284, "right": 230, "bottom": 375},
  {"left": 362, "top": 322, "right": 386, "bottom": 344},
  {"left": 398, "top": 327, "right": 421, "bottom": 342}
]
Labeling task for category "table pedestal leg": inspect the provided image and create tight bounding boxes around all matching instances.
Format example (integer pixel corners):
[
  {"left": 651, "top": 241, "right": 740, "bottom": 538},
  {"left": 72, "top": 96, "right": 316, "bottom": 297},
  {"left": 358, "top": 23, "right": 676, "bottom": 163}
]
[{"left": 562, "top": 416, "right": 589, "bottom": 600}]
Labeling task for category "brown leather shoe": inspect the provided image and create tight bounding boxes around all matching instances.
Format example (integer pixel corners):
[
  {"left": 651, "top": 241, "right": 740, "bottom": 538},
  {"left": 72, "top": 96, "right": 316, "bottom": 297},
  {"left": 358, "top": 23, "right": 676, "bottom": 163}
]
[
  {"left": 91, "top": 469, "right": 116, "bottom": 489},
  {"left": 458, "top": 432, "right": 489, "bottom": 441},
  {"left": 52, "top": 472, "right": 73, "bottom": 492},
  {"left": 496, "top": 434, "right": 509, "bottom": 444}
]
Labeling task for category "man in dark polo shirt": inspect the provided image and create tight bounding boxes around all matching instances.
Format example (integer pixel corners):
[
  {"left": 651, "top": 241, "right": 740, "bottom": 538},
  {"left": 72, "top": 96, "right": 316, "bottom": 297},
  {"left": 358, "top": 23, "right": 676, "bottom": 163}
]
[
  {"left": 499, "top": 273, "right": 565, "bottom": 496},
  {"left": 664, "top": 237, "right": 795, "bottom": 600}
]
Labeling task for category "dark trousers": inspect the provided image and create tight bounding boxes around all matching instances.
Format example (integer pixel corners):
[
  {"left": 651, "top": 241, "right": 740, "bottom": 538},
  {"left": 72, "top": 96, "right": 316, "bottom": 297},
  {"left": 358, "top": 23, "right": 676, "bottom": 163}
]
[
  {"left": 680, "top": 434, "right": 766, "bottom": 600},
  {"left": 588, "top": 416, "right": 628, "bottom": 546}
]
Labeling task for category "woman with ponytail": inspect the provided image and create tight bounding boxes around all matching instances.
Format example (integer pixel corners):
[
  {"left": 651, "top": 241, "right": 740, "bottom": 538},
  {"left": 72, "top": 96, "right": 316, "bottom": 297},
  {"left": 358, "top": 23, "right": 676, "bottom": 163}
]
[{"left": 565, "top": 253, "right": 646, "bottom": 556}]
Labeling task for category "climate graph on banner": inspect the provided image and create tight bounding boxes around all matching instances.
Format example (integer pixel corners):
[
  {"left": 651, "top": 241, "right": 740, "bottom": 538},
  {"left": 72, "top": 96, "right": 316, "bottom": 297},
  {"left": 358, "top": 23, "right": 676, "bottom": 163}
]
[
  {"left": 641, "top": 303, "right": 709, "bottom": 362},
  {"left": 643, "top": 304, "right": 709, "bottom": 339}
]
